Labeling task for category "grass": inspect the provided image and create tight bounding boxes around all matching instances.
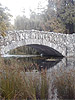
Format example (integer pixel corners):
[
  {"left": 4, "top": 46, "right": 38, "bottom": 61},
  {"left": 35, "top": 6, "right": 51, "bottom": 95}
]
[
  {"left": 0, "top": 70, "right": 22, "bottom": 99},
  {"left": 40, "top": 69, "right": 49, "bottom": 99},
  {"left": 1, "top": 57, "right": 75, "bottom": 100},
  {"left": 52, "top": 67, "right": 75, "bottom": 99},
  {"left": 0, "top": 57, "right": 49, "bottom": 100}
]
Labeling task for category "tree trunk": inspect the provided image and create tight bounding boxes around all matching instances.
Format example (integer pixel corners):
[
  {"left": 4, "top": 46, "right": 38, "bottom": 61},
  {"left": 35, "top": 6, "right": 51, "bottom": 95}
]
[{"left": 66, "top": 23, "right": 74, "bottom": 34}]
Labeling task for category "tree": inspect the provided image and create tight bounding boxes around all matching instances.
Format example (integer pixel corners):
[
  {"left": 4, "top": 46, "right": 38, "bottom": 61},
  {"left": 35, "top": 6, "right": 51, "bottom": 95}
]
[
  {"left": 38, "top": 0, "right": 65, "bottom": 32},
  {"left": 14, "top": 0, "right": 75, "bottom": 34},
  {"left": 14, "top": 11, "right": 43, "bottom": 31},
  {"left": 14, "top": 15, "right": 30, "bottom": 30},
  {"left": 0, "top": 3, "right": 12, "bottom": 37},
  {"left": 57, "top": 0, "right": 75, "bottom": 33},
  {"left": 40, "top": 0, "right": 75, "bottom": 33}
]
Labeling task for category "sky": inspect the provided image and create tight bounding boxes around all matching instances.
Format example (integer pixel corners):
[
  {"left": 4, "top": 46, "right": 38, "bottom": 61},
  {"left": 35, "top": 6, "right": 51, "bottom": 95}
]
[{"left": 0, "top": 0, "right": 47, "bottom": 24}]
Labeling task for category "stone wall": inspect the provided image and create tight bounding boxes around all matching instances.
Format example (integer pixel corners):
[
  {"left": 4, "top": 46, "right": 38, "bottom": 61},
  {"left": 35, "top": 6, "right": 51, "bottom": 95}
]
[{"left": 0, "top": 30, "right": 75, "bottom": 57}]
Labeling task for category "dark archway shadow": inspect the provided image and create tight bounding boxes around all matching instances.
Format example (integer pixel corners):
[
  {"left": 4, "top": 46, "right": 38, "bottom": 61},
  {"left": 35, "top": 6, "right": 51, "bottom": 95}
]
[{"left": 27, "top": 44, "right": 64, "bottom": 57}]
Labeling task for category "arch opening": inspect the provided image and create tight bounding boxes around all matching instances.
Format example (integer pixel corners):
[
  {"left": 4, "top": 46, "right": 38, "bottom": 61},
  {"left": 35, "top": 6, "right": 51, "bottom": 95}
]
[
  {"left": 27, "top": 44, "right": 64, "bottom": 57},
  {"left": 4, "top": 44, "right": 64, "bottom": 57}
]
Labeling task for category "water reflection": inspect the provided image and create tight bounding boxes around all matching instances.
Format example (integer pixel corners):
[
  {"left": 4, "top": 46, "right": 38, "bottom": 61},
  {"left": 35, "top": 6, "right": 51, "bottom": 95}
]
[
  {"left": 2, "top": 53, "right": 75, "bottom": 73},
  {"left": 2, "top": 54, "right": 63, "bottom": 71},
  {"left": 47, "top": 57, "right": 75, "bottom": 73}
]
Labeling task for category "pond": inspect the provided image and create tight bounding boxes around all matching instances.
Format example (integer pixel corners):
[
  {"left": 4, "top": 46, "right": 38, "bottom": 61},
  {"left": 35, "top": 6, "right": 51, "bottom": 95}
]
[
  {"left": 2, "top": 54, "right": 62, "bottom": 71},
  {"left": 2, "top": 54, "right": 75, "bottom": 74}
]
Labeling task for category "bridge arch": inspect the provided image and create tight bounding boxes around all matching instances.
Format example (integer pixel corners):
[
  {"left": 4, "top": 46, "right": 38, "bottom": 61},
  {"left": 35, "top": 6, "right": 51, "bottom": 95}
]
[
  {"left": 1, "top": 40, "right": 66, "bottom": 56},
  {"left": 0, "top": 30, "right": 74, "bottom": 57}
]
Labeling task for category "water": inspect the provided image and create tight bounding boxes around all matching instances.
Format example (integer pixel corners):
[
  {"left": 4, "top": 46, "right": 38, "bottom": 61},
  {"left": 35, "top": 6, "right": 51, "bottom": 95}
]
[
  {"left": 2, "top": 54, "right": 75, "bottom": 71},
  {"left": 2, "top": 54, "right": 63, "bottom": 71},
  {"left": 2, "top": 54, "right": 40, "bottom": 58},
  {"left": 47, "top": 57, "right": 75, "bottom": 73}
]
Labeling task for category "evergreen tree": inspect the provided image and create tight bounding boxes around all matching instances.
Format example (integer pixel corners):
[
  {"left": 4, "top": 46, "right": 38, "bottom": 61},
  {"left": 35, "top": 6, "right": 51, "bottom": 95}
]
[{"left": 57, "top": 0, "right": 75, "bottom": 33}]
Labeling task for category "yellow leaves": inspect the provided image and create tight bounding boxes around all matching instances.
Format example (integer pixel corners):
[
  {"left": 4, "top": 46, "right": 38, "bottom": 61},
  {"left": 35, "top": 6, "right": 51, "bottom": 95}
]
[
  {"left": 0, "top": 21, "right": 7, "bottom": 37},
  {"left": 1, "top": 32, "right": 6, "bottom": 37},
  {"left": 0, "top": 21, "right": 7, "bottom": 31},
  {"left": 0, "top": 4, "right": 12, "bottom": 36}
]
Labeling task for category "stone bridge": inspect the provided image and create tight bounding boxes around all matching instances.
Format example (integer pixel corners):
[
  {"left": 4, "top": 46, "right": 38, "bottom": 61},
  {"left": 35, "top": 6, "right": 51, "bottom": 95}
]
[{"left": 0, "top": 30, "right": 75, "bottom": 57}]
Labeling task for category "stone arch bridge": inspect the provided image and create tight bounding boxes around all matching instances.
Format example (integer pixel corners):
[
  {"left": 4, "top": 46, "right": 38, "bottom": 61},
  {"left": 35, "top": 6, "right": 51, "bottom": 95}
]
[{"left": 0, "top": 30, "right": 75, "bottom": 57}]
